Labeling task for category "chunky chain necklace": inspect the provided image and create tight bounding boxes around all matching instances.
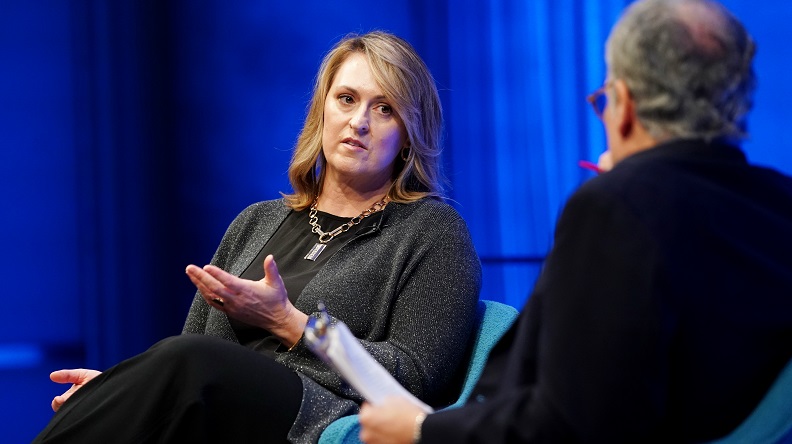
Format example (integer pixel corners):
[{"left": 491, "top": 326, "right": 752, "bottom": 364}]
[{"left": 303, "top": 195, "right": 389, "bottom": 261}]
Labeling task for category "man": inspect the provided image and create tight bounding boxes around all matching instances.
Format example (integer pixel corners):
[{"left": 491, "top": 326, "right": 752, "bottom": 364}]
[{"left": 358, "top": 0, "right": 792, "bottom": 442}]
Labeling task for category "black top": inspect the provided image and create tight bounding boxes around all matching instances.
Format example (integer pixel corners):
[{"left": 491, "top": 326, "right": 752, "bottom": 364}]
[{"left": 230, "top": 207, "right": 379, "bottom": 354}]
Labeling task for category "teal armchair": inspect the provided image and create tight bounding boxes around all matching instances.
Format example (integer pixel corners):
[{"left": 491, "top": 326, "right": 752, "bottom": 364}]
[
  {"left": 706, "top": 355, "right": 792, "bottom": 444},
  {"left": 318, "top": 299, "right": 519, "bottom": 444}
]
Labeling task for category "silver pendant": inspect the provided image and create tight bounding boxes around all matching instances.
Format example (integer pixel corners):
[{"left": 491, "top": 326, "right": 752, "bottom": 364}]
[{"left": 304, "top": 243, "right": 327, "bottom": 261}]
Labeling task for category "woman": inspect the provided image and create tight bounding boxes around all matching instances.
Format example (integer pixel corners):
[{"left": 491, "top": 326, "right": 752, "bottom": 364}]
[{"left": 34, "top": 31, "right": 481, "bottom": 443}]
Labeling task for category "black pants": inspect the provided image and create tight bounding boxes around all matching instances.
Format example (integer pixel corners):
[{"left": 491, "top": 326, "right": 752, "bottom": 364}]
[{"left": 33, "top": 334, "right": 303, "bottom": 444}]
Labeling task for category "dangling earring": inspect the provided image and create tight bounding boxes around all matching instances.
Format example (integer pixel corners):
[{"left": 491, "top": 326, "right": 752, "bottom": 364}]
[{"left": 401, "top": 145, "right": 410, "bottom": 161}]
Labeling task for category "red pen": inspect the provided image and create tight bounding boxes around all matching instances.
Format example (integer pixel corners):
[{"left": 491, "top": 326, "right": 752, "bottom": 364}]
[{"left": 578, "top": 160, "right": 604, "bottom": 174}]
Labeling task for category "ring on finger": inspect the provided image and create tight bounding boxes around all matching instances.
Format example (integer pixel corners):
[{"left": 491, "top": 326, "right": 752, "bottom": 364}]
[{"left": 211, "top": 297, "right": 225, "bottom": 307}]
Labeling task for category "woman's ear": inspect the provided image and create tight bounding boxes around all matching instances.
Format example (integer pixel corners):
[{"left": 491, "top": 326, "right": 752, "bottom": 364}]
[{"left": 400, "top": 145, "right": 411, "bottom": 161}]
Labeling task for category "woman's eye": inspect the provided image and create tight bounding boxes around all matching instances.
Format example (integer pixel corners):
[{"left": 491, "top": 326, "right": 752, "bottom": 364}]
[
  {"left": 339, "top": 94, "right": 354, "bottom": 104},
  {"left": 377, "top": 104, "right": 392, "bottom": 115}
]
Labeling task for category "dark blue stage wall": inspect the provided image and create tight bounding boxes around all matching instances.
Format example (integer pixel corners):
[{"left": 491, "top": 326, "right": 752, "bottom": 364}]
[{"left": 2, "top": 0, "right": 791, "bottom": 441}]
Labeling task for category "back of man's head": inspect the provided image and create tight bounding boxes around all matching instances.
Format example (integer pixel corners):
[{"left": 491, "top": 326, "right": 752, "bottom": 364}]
[{"left": 606, "top": 0, "right": 756, "bottom": 143}]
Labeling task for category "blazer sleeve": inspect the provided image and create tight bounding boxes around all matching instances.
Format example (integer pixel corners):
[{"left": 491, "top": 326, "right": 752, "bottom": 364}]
[{"left": 422, "top": 184, "right": 672, "bottom": 443}]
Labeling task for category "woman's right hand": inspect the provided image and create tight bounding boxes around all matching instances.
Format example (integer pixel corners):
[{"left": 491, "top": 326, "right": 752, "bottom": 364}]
[
  {"left": 185, "top": 254, "right": 308, "bottom": 349},
  {"left": 49, "top": 368, "right": 102, "bottom": 412}
]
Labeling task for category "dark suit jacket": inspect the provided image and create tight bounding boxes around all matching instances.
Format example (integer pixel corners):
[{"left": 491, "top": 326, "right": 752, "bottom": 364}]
[{"left": 424, "top": 139, "right": 792, "bottom": 443}]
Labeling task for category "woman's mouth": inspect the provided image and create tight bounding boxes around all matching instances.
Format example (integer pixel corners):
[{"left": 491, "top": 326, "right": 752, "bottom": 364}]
[{"left": 342, "top": 138, "right": 368, "bottom": 150}]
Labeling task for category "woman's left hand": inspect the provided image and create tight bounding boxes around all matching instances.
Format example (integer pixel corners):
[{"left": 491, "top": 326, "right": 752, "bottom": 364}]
[
  {"left": 49, "top": 368, "right": 102, "bottom": 412},
  {"left": 185, "top": 254, "right": 308, "bottom": 347}
]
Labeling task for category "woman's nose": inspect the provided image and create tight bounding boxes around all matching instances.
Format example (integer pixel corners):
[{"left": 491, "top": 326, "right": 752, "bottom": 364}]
[{"left": 349, "top": 109, "right": 369, "bottom": 133}]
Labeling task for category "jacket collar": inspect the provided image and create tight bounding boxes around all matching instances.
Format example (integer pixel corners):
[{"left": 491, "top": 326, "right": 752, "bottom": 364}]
[{"left": 618, "top": 137, "right": 747, "bottom": 168}]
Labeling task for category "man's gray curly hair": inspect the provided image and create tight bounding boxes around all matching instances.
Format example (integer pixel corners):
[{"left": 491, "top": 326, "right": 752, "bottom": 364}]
[{"left": 606, "top": 0, "right": 756, "bottom": 142}]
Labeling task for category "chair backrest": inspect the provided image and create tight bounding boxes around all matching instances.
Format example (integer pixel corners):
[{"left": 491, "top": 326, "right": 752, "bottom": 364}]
[
  {"left": 706, "top": 355, "right": 792, "bottom": 444},
  {"left": 318, "top": 299, "right": 519, "bottom": 444},
  {"left": 449, "top": 299, "right": 518, "bottom": 408}
]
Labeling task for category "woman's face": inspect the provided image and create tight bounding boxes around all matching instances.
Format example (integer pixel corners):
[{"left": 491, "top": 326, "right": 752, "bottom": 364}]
[{"left": 321, "top": 52, "right": 407, "bottom": 191}]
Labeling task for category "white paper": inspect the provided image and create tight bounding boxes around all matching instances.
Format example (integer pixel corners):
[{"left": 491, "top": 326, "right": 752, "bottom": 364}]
[{"left": 305, "top": 309, "right": 433, "bottom": 413}]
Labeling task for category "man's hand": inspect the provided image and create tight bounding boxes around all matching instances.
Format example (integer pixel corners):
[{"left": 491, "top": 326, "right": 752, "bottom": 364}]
[
  {"left": 359, "top": 397, "right": 426, "bottom": 444},
  {"left": 598, "top": 150, "right": 614, "bottom": 172}
]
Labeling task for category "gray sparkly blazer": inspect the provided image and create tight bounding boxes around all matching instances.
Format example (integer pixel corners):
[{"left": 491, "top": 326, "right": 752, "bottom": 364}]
[{"left": 182, "top": 197, "right": 482, "bottom": 443}]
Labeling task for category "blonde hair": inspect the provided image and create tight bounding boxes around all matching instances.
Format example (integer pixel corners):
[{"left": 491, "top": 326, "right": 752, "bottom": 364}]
[{"left": 282, "top": 31, "right": 445, "bottom": 210}]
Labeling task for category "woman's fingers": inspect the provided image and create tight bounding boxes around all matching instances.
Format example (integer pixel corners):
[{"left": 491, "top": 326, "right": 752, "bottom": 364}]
[
  {"left": 202, "top": 265, "right": 246, "bottom": 293},
  {"left": 185, "top": 264, "right": 233, "bottom": 306},
  {"left": 263, "top": 255, "right": 285, "bottom": 291},
  {"left": 50, "top": 368, "right": 101, "bottom": 385},
  {"left": 50, "top": 369, "right": 80, "bottom": 384},
  {"left": 48, "top": 369, "right": 102, "bottom": 412}
]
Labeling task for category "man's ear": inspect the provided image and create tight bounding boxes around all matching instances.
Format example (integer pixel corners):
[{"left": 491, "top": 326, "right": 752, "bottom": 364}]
[{"left": 612, "top": 79, "right": 635, "bottom": 138}]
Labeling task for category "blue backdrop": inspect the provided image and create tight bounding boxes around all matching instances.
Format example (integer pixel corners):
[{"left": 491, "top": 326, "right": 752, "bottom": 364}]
[{"left": 3, "top": 0, "right": 791, "bottom": 441}]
